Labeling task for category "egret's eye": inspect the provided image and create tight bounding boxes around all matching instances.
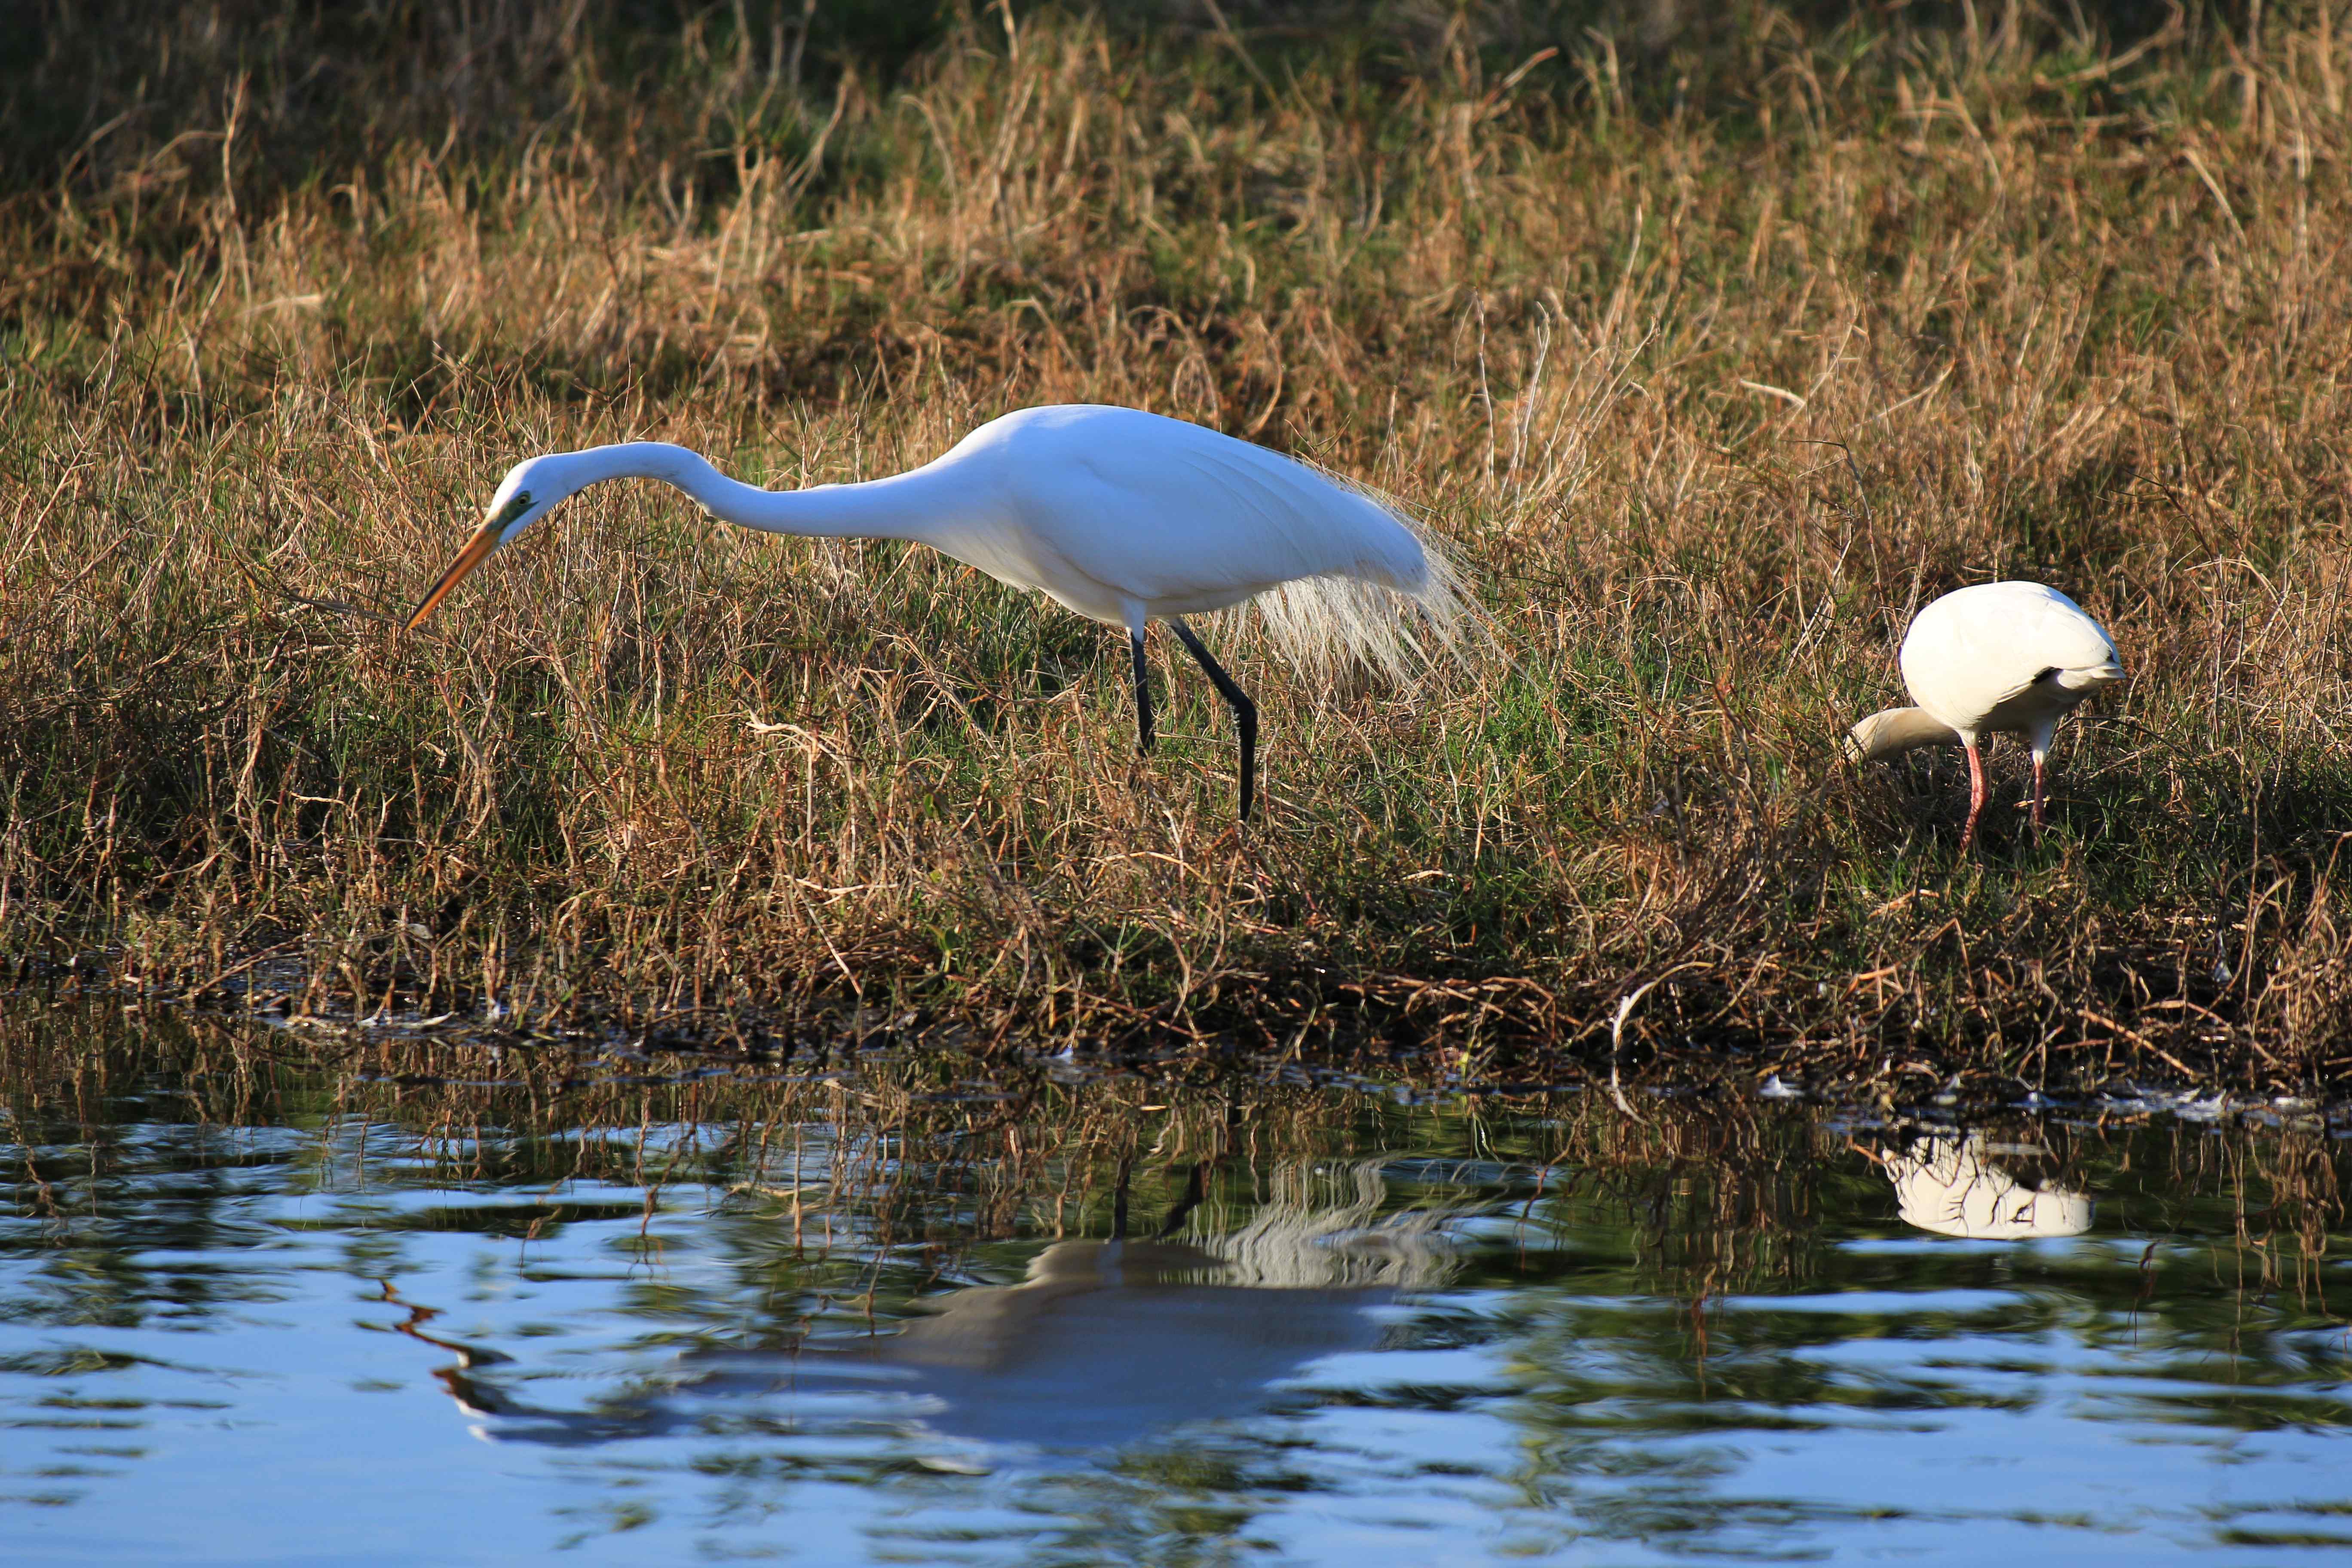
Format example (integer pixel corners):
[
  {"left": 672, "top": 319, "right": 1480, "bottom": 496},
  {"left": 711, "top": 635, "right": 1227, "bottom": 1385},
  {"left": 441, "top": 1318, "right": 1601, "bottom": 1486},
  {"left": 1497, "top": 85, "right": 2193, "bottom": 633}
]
[{"left": 511, "top": 491, "right": 533, "bottom": 514}]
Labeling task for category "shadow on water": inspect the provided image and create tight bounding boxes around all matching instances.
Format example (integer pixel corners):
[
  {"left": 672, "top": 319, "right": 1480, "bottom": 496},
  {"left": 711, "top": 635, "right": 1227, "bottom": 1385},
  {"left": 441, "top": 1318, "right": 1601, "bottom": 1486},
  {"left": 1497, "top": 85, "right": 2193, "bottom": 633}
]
[{"left": 2, "top": 1003, "right": 2349, "bottom": 1564}]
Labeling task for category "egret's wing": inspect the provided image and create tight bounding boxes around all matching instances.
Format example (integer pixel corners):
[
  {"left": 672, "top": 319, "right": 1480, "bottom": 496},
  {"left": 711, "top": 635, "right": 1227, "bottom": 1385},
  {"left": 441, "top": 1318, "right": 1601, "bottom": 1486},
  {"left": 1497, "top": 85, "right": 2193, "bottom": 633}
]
[{"left": 980, "top": 407, "right": 1465, "bottom": 677}]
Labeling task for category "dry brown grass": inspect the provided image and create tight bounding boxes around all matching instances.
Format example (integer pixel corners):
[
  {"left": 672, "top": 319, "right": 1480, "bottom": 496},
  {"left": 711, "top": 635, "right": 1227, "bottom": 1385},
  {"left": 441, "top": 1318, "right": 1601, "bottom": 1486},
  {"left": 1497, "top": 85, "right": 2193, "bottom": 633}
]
[{"left": 4, "top": 3, "right": 2352, "bottom": 1094}]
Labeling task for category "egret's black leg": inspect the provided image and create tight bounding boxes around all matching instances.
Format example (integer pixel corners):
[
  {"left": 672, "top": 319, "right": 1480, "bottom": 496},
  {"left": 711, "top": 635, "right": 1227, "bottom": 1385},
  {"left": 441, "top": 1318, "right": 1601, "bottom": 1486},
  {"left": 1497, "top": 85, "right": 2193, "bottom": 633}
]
[
  {"left": 1168, "top": 617, "right": 1259, "bottom": 821},
  {"left": 1130, "top": 629, "right": 1154, "bottom": 756}
]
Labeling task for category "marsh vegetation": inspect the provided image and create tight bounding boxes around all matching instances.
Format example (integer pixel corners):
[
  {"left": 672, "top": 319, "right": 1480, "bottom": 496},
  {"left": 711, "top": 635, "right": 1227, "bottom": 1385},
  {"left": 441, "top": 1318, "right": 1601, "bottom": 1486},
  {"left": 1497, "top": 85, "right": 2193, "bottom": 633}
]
[{"left": 4, "top": 2, "right": 2351, "bottom": 1092}]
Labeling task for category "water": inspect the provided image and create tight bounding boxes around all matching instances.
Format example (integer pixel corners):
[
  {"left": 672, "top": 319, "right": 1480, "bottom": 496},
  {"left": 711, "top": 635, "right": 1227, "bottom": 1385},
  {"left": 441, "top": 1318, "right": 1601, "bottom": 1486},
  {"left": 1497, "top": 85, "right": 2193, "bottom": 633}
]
[{"left": 2, "top": 1017, "right": 2348, "bottom": 1565}]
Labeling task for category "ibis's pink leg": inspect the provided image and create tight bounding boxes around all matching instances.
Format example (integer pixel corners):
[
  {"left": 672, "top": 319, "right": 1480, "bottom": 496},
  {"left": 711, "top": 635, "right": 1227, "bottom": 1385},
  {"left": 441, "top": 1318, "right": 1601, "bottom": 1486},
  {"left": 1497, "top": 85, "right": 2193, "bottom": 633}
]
[
  {"left": 1959, "top": 737, "right": 1987, "bottom": 852},
  {"left": 2030, "top": 752, "right": 2047, "bottom": 834}
]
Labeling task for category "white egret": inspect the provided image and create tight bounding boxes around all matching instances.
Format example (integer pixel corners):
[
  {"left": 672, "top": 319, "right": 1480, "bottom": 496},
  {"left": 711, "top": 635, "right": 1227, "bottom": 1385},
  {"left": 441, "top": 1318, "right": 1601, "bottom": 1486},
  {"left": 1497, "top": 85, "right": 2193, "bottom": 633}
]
[
  {"left": 1847, "top": 581, "right": 2124, "bottom": 849},
  {"left": 406, "top": 404, "right": 1469, "bottom": 820}
]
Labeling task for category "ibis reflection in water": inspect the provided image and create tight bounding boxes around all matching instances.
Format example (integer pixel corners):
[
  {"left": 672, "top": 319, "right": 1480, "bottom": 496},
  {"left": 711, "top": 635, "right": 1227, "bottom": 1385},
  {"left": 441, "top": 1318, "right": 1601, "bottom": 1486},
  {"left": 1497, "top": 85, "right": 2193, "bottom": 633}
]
[
  {"left": 1886, "top": 1133, "right": 2095, "bottom": 1240},
  {"left": 428, "top": 1157, "right": 1456, "bottom": 1456}
]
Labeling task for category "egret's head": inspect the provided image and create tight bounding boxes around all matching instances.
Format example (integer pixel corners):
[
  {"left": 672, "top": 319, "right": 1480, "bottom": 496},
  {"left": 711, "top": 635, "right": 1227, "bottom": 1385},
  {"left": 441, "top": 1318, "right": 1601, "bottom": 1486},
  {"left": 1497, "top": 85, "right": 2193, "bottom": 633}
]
[{"left": 404, "top": 455, "right": 578, "bottom": 630}]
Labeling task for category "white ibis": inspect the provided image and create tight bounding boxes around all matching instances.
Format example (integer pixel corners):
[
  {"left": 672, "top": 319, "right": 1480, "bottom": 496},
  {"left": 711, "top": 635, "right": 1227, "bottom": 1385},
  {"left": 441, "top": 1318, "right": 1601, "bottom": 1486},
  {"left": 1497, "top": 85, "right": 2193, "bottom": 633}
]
[{"left": 1849, "top": 581, "right": 2125, "bottom": 849}]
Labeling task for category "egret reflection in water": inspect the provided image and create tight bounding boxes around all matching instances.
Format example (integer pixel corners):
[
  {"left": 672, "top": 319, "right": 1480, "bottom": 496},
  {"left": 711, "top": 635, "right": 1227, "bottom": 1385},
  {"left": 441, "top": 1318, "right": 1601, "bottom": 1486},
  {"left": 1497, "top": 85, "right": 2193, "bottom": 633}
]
[
  {"left": 1887, "top": 1132, "right": 2095, "bottom": 1239},
  {"left": 436, "top": 1157, "right": 1457, "bottom": 1456}
]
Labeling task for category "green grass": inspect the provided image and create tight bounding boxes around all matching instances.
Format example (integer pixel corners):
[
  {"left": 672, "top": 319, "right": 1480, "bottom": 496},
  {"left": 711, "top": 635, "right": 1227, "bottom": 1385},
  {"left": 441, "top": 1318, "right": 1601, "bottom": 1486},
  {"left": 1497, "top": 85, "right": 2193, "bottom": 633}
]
[{"left": 4, "top": 3, "right": 2352, "bottom": 1093}]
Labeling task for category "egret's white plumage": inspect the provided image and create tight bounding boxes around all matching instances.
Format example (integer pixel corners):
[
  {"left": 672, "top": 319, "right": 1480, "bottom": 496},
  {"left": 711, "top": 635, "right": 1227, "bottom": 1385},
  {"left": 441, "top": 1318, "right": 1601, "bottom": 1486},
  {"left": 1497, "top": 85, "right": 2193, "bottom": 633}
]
[
  {"left": 1848, "top": 581, "right": 2124, "bottom": 848},
  {"left": 406, "top": 404, "right": 1470, "bottom": 819}
]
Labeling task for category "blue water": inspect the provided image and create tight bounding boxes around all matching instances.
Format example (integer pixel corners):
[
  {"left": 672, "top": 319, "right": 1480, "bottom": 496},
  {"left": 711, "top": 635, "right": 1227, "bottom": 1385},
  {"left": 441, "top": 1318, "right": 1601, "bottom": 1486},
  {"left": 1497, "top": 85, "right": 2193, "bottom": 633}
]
[{"left": 2, "top": 1051, "right": 2348, "bottom": 1565}]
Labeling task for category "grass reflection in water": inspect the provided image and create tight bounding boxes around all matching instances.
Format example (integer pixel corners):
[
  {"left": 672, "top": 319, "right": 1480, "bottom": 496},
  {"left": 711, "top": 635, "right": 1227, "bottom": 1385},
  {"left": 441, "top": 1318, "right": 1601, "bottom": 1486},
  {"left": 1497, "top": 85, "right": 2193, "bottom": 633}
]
[{"left": 1, "top": 1006, "right": 2347, "bottom": 1565}]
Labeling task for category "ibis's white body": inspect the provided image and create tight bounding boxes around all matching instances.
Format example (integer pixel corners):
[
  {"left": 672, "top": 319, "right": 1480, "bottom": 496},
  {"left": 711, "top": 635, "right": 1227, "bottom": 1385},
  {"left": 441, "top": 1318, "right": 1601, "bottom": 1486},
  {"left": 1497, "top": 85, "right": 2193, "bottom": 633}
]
[
  {"left": 1886, "top": 581, "right": 2122, "bottom": 756},
  {"left": 1849, "top": 581, "right": 2124, "bottom": 847}
]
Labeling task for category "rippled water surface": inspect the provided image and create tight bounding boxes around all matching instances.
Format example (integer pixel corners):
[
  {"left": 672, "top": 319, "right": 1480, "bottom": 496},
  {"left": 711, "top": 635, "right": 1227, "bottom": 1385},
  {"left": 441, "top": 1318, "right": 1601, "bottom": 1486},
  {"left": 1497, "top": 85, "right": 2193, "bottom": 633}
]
[{"left": 3, "top": 1014, "right": 2349, "bottom": 1565}]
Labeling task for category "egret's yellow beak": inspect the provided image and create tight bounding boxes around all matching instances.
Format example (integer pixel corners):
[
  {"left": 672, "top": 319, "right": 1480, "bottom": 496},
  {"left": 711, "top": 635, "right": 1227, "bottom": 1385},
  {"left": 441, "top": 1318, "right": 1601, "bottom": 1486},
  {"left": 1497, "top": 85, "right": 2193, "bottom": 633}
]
[{"left": 405, "top": 520, "right": 504, "bottom": 630}]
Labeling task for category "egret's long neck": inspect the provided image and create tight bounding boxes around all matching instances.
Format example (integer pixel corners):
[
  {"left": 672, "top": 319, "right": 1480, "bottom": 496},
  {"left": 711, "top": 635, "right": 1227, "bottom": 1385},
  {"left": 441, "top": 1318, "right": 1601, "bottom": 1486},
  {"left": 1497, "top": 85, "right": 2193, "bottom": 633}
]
[{"left": 560, "top": 442, "right": 954, "bottom": 544}]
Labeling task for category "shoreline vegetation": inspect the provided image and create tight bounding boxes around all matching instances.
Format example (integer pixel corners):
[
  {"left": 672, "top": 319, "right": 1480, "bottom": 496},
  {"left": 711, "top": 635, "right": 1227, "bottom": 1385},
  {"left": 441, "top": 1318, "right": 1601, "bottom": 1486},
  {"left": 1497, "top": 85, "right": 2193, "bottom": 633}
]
[
  {"left": 3, "top": 1004, "right": 2344, "bottom": 1319},
  {"left": 5, "top": 2, "right": 2351, "bottom": 1097}
]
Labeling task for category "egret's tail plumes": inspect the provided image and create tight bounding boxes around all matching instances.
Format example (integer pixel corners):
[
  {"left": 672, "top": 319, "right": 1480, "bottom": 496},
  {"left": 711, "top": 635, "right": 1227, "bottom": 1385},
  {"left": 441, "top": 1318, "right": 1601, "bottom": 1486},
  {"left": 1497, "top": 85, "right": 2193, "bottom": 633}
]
[{"left": 1245, "top": 486, "right": 1479, "bottom": 686}]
